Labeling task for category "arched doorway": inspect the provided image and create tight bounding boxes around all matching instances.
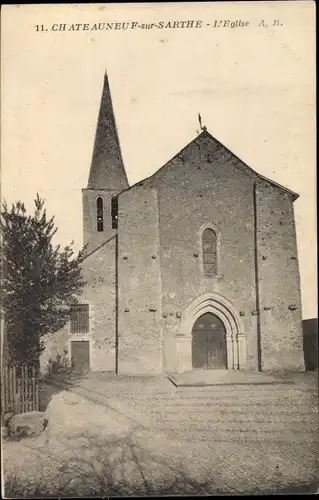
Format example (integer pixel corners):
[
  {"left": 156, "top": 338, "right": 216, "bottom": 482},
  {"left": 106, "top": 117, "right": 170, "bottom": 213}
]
[
  {"left": 192, "top": 312, "right": 227, "bottom": 369},
  {"left": 176, "top": 292, "right": 246, "bottom": 373}
]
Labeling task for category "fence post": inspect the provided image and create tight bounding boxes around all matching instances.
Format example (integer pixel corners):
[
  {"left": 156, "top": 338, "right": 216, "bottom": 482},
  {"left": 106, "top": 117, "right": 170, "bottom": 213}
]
[{"left": 2, "top": 364, "right": 40, "bottom": 415}]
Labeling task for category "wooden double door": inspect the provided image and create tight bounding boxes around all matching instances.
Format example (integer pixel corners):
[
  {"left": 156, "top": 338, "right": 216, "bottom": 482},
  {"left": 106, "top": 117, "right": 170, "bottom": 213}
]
[{"left": 192, "top": 313, "right": 227, "bottom": 369}]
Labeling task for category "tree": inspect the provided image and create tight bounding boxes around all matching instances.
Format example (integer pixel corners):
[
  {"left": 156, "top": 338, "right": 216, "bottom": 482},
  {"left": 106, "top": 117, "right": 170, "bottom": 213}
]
[{"left": 0, "top": 194, "right": 86, "bottom": 367}]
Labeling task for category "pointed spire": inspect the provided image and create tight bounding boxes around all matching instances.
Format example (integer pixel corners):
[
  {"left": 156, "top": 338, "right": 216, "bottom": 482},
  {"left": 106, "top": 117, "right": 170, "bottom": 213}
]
[{"left": 87, "top": 71, "right": 129, "bottom": 191}]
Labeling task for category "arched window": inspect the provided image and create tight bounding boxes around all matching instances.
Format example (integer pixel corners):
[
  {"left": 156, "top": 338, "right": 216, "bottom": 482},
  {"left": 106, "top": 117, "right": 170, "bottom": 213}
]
[
  {"left": 202, "top": 228, "right": 217, "bottom": 276},
  {"left": 96, "top": 196, "right": 104, "bottom": 232}
]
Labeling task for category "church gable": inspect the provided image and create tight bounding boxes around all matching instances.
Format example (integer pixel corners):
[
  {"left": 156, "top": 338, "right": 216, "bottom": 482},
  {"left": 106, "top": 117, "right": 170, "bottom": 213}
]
[
  {"left": 140, "top": 130, "right": 257, "bottom": 198},
  {"left": 128, "top": 130, "right": 298, "bottom": 203}
]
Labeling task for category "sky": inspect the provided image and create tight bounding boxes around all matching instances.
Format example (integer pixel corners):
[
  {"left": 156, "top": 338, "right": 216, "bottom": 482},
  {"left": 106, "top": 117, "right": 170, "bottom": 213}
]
[{"left": 1, "top": 2, "right": 316, "bottom": 319}]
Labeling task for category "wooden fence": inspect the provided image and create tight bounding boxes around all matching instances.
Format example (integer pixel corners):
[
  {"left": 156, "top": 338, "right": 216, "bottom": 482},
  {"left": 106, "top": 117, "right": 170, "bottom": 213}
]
[{"left": 1, "top": 364, "right": 39, "bottom": 416}]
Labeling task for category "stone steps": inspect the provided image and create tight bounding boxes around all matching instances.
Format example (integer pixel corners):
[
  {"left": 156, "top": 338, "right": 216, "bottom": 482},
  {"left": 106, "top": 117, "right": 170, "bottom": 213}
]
[
  {"left": 101, "top": 382, "right": 314, "bottom": 393},
  {"left": 126, "top": 403, "right": 315, "bottom": 415},
  {"left": 154, "top": 418, "right": 315, "bottom": 431},
  {"left": 120, "top": 393, "right": 315, "bottom": 402},
  {"left": 72, "top": 379, "right": 317, "bottom": 408},
  {"left": 47, "top": 375, "right": 318, "bottom": 445},
  {"left": 118, "top": 396, "right": 316, "bottom": 410},
  {"left": 159, "top": 429, "right": 317, "bottom": 443},
  {"left": 129, "top": 407, "right": 317, "bottom": 425},
  {"left": 105, "top": 388, "right": 315, "bottom": 399},
  {"left": 142, "top": 408, "right": 317, "bottom": 420},
  {"left": 108, "top": 384, "right": 318, "bottom": 442},
  {"left": 80, "top": 375, "right": 310, "bottom": 390},
  {"left": 97, "top": 382, "right": 312, "bottom": 392}
]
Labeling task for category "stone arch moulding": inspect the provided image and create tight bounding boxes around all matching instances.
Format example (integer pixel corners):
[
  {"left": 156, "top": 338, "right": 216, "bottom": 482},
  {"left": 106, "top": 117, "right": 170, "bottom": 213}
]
[
  {"left": 176, "top": 292, "right": 247, "bottom": 373},
  {"left": 198, "top": 221, "right": 221, "bottom": 239},
  {"left": 93, "top": 193, "right": 106, "bottom": 209}
]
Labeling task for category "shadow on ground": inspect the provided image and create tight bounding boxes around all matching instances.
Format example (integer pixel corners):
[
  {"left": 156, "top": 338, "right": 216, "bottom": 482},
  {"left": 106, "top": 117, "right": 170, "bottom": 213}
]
[
  {"left": 4, "top": 371, "right": 316, "bottom": 497},
  {"left": 4, "top": 428, "right": 318, "bottom": 498},
  {"left": 38, "top": 373, "right": 85, "bottom": 412}
]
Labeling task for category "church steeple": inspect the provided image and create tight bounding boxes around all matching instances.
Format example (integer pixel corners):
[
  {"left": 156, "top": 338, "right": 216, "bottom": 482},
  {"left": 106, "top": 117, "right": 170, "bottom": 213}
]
[
  {"left": 82, "top": 72, "right": 129, "bottom": 251},
  {"left": 87, "top": 71, "right": 129, "bottom": 191}
]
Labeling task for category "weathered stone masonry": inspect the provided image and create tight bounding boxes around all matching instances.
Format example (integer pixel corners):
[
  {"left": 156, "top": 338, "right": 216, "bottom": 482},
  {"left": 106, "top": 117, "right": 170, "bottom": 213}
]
[{"left": 41, "top": 72, "right": 305, "bottom": 375}]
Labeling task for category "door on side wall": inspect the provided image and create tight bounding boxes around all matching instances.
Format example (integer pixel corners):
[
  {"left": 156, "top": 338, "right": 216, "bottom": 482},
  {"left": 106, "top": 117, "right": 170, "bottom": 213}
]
[
  {"left": 71, "top": 341, "right": 90, "bottom": 374},
  {"left": 192, "top": 312, "right": 227, "bottom": 369}
]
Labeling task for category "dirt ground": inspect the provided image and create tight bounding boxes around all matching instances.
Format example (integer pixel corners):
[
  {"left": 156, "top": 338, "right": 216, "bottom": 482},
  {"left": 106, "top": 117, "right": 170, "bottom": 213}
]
[{"left": 2, "top": 372, "right": 318, "bottom": 497}]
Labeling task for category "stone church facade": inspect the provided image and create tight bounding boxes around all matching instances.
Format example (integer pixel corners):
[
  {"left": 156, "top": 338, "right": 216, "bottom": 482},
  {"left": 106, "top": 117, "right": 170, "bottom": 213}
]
[{"left": 41, "top": 72, "right": 305, "bottom": 375}]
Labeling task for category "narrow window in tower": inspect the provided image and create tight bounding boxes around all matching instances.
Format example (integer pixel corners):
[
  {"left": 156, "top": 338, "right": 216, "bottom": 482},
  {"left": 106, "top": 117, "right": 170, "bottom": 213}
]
[
  {"left": 111, "top": 196, "right": 118, "bottom": 229},
  {"left": 202, "top": 228, "right": 217, "bottom": 276},
  {"left": 96, "top": 196, "right": 104, "bottom": 232}
]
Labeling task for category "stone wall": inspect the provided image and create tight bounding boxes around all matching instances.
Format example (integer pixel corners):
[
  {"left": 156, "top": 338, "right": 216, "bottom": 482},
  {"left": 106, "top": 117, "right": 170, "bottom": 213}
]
[
  {"left": 80, "top": 237, "right": 117, "bottom": 371},
  {"left": 40, "top": 237, "right": 117, "bottom": 374},
  {"left": 40, "top": 325, "right": 70, "bottom": 375},
  {"left": 150, "top": 132, "right": 259, "bottom": 371},
  {"left": 117, "top": 185, "right": 163, "bottom": 374},
  {"left": 255, "top": 182, "right": 304, "bottom": 371}
]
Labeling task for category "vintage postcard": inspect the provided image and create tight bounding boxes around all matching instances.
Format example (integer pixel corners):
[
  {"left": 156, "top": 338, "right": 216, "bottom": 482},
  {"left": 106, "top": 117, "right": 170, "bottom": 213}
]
[{"left": 1, "top": 1, "right": 317, "bottom": 497}]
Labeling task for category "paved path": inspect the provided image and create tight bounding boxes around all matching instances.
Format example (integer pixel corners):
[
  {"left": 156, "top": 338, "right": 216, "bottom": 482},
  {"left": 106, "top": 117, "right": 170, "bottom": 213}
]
[{"left": 3, "top": 372, "right": 318, "bottom": 496}]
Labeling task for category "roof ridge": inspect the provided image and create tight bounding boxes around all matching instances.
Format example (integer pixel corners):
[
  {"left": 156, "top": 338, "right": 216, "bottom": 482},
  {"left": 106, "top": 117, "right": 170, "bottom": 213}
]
[
  {"left": 81, "top": 234, "right": 116, "bottom": 261},
  {"left": 115, "top": 128, "right": 299, "bottom": 201},
  {"left": 203, "top": 130, "right": 299, "bottom": 200},
  {"left": 115, "top": 130, "right": 209, "bottom": 197}
]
